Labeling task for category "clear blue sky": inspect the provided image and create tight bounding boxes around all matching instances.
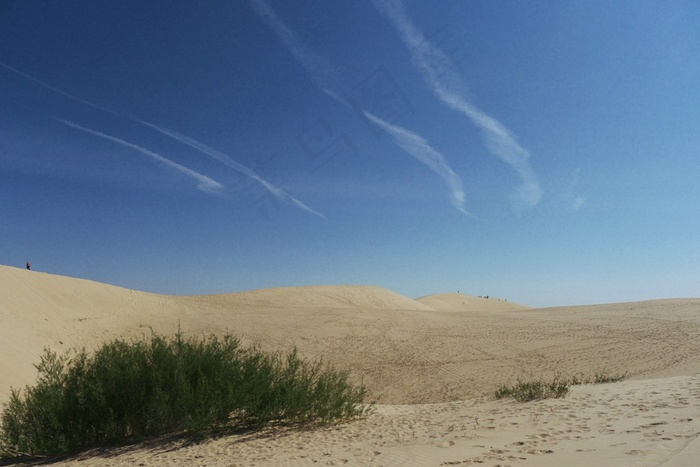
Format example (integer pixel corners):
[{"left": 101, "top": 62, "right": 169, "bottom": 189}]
[{"left": 1, "top": 0, "right": 698, "bottom": 307}]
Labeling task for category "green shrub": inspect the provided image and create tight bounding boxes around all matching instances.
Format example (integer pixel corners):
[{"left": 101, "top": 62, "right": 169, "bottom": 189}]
[
  {"left": 495, "top": 371, "right": 627, "bottom": 402},
  {"left": 590, "top": 371, "right": 627, "bottom": 384},
  {"left": 568, "top": 371, "right": 627, "bottom": 386},
  {"left": 0, "top": 333, "right": 371, "bottom": 458},
  {"left": 495, "top": 376, "right": 570, "bottom": 402}
]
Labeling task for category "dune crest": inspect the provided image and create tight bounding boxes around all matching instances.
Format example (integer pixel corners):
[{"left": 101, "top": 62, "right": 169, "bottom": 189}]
[
  {"left": 416, "top": 292, "right": 529, "bottom": 311},
  {"left": 191, "top": 285, "right": 433, "bottom": 311}
]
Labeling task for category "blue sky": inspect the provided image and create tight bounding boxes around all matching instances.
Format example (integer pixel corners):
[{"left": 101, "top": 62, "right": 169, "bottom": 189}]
[{"left": 1, "top": 0, "right": 698, "bottom": 307}]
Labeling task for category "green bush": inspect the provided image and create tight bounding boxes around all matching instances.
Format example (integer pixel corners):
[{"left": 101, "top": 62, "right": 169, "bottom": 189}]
[
  {"left": 495, "top": 371, "right": 627, "bottom": 402},
  {"left": 0, "top": 333, "right": 371, "bottom": 458},
  {"left": 495, "top": 376, "right": 570, "bottom": 402},
  {"left": 567, "top": 371, "right": 627, "bottom": 386}
]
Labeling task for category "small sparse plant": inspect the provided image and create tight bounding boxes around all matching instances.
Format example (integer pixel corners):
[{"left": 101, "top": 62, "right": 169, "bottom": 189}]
[
  {"left": 568, "top": 371, "right": 628, "bottom": 386},
  {"left": 495, "top": 375, "right": 570, "bottom": 402},
  {"left": 0, "top": 332, "right": 372, "bottom": 459},
  {"left": 495, "top": 371, "right": 626, "bottom": 402},
  {"left": 589, "top": 371, "right": 627, "bottom": 384}
]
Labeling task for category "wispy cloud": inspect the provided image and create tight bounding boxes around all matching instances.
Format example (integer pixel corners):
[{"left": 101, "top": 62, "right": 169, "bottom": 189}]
[
  {"left": 372, "top": 0, "right": 541, "bottom": 211},
  {"left": 58, "top": 119, "right": 224, "bottom": 193},
  {"left": 0, "top": 60, "right": 122, "bottom": 118},
  {"left": 140, "top": 121, "right": 324, "bottom": 218},
  {"left": 1, "top": 60, "right": 321, "bottom": 216},
  {"left": 249, "top": 0, "right": 471, "bottom": 214},
  {"left": 247, "top": 0, "right": 347, "bottom": 106},
  {"left": 363, "top": 111, "right": 473, "bottom": 217}
]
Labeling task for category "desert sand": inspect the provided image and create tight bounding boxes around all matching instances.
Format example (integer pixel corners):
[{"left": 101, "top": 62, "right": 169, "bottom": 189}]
[{"left": 1, "top": 264, "right": 699, "bottom": 466}]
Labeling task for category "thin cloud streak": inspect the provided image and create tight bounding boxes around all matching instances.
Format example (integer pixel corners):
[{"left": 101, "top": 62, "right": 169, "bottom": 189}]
[
  {"left": 140, "top": 122, "right": 324, "bottom": 218},
  {"left": 57, "top": 119, "right": 224, "bottom": 194},
  {"left": 0, "top": 60, "right": 123, "bottom": 118},
  {"left": 364, "top": 111, "right": 474, "bottom": 217},
  {"left": 1, "top": 60, "right": 320, "bottom": 216},
  {"left": 249, "top": 0, "right": 470, "bottom": 214},
  {"left": 372, "top": 0, "right": 542, "bottom": 210},
  {"left": 247, "top": 0, "right": 348, "bottom": 107}
]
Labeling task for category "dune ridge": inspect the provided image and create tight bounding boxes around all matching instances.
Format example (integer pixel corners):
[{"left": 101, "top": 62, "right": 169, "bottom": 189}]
[
  {"left": 416, "top": 292, "right": 529, "bottom": 311},
  {"left": 2, "top": 265, "right": 700, "bottom": 466},
  {"left": 190, "top": 284, "right": 434, "bottom": 311}
]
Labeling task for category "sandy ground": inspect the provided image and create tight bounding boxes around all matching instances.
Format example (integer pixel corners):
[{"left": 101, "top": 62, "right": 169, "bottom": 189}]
[{"left": 1, "top": 265, "right": 699, "bottom": 466}]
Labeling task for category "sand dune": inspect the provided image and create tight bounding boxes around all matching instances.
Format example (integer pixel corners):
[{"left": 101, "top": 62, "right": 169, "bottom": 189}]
[
  {"left": 2, "top": 265, "right": 700, "bottom": 466},
  {"left": 416, "top": 292, "right": 529, "bottom": 311},
  {"left": 190, "top": 284, "right": 434, "bottom": 311}
]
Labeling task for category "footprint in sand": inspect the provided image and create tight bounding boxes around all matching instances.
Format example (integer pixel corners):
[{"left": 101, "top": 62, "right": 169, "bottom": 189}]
[{"left": 526, "top": 448, "right": 555, "bottom": 455}]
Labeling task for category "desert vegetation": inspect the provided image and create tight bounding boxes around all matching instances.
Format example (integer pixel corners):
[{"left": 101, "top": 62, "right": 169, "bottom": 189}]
[
  {"left": 0, "top": 332, "right": 372, "bottom": 459},
  {"left": 495, "top": 372, "right": 627, "bottom": 402}
]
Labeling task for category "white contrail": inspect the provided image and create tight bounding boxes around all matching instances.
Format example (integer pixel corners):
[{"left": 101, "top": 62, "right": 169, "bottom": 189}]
[
  {"left": 372, "top": 0, "right": 542, "bottom": 210},
  {"left": 57, "top": 119, "right": 224, "bottom": 194},
  {"left": 364, "top": 111, "right": 474, "bottom": 217},
  {"left": 247, "top": 0, "right": 348, "bottom": 106},
  {"left": 249, "top": 0, "right": 471, "bottom": 214},
  {"left": 140, "top": 121, "right": 324, "bottom": 218},
  {"left": 1, "top": 60, "right": 321, "bottom": 216},
  {"left": 0, "top": 60, "right": 122, "bottom": 118}
]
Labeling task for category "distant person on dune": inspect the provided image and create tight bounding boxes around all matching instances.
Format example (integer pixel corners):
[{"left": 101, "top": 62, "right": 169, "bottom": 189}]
[{"left": 26, "top": 262, "right": 30, "bottom": 270}]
